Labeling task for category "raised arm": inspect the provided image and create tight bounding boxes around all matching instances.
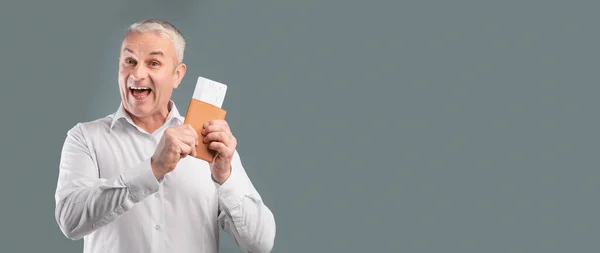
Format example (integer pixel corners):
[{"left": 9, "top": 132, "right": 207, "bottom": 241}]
[{"left": 54, "top": 124, "right": 160, "bottom": 240}]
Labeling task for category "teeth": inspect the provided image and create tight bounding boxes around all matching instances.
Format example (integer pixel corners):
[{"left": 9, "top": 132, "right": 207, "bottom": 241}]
[{"left": 130, "top": 87, "right": 151, "bottom": 90}]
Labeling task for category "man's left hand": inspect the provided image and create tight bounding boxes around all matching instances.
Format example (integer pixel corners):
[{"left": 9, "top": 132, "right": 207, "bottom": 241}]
[{"left": 202, "top": 120, "right": 237, "bottom": 184}]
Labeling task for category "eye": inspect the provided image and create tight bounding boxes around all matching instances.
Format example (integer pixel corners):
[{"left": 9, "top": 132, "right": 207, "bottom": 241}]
[
  {"left": 150, "top": 61, "right": 161, "bottom": 67},
  {"left": 125, "top": 58, "right": 136, "bottom": 65}
]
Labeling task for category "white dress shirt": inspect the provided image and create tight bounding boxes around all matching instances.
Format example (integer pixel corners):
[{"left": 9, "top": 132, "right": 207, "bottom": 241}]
[{"left": 54, "top": 101, "right": 276, "bottom": 253}]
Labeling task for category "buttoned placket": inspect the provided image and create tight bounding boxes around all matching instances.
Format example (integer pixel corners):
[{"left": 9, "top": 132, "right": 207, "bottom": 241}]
[
  {"left": 130, "top": 118, "right": 177, "bottom": 253},
  {"left": 150, "top": 125, "right": 170, "bottom": 253},
  {"left": 148, "top": 123, "right": 173, "bottom": 252}
]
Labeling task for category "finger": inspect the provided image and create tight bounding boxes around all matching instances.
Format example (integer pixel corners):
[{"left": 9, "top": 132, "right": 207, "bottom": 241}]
[
  {"left": 175, "top": 141, "right": 187, "bottom": 158},
  {"left": 205, "top": 119, "right": 226, "bottom": 126},
  {"left": 202, "top": 124, "right": 230, "bottom": 136},
  {"left": 174, "top": 124, "right": 195, "bottom": 137},
  {"left": 181, "top": 124, "right": 199, "bottom": 139},
  {"left": 204, "top": 120, "right": 229, "bottom": 129},
  {"left": 176, "top": 138, "right": 195, "bottom": 157},
  {"left": 208, "top": 141, "right": 233, "bottom": 157},
  {"left": 203, "top": 132, "right": 232, "bottom": 147},
  {"left": 190, "top": 144, "right": 197, "bottom": 157},
  {"left": 178, "top": 126, "right": 199, "bottom": 152},
  {"left": 186, "top": 128, "right": 199, "bottom": 145},
  {"left": 177, "top": 135, "right": 197, "bottom": 153}
]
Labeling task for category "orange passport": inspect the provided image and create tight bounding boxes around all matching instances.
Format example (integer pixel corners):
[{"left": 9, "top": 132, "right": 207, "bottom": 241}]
[{"left": 184, "top": 98, "right": 227, "bottom": 162}]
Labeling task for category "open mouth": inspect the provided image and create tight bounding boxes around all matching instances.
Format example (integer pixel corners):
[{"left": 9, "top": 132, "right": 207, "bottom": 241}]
[{"left": 129, "top": 87, "right": 152, "bottom": 100}]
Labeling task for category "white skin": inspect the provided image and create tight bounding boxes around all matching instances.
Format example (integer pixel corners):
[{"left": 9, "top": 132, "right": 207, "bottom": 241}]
[{"left": 118, "top": 31, "right": 235, "bottom": 183}]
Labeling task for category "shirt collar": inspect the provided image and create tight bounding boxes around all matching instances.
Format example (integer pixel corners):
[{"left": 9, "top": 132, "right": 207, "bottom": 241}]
[{"left": 110, "top": 100, "right": 184, "bottom": 131}]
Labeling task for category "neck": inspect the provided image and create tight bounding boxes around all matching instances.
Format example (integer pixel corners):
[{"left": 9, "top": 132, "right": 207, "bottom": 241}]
[{"left": 128, "top": 102, "right": 172, "bottom": 134}]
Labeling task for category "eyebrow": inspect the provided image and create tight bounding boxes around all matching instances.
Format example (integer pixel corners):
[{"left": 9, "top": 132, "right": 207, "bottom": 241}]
[
  {"left": 123, "top": 47, "right": 164, "bottom": 57},
  {"left": 149, "top": 51, "right": 164, "bottom": 57}
]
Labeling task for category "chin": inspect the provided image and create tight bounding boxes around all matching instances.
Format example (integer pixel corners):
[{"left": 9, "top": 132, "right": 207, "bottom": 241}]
[{"left": 125, "top": 100, "right": 155, "bottom": 116}]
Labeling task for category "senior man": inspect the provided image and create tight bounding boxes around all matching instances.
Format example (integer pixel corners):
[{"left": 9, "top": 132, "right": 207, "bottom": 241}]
[{"left": 54, "top": 19, "right": 276, "bottom": 253}]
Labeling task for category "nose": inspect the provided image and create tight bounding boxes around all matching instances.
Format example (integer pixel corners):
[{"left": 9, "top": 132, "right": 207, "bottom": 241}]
[{"left": 130, "top": 64, "right": 148, "bottom": 81}]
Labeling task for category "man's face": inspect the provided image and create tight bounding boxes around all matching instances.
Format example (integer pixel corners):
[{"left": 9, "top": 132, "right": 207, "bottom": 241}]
[{"left": 118, "top": 32, "right": 185, "bottom": 119}]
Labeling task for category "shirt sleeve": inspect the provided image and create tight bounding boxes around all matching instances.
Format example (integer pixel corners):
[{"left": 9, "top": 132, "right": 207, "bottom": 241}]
[
  {"left": 216, "top": 150, "right": 277, "bottom": 253},
  {"left": 54, "top": 123, "right": 160, "bottom": 240}
]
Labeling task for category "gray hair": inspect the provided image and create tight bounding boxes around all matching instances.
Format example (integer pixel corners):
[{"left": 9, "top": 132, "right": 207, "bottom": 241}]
[{"left": 125, "top": 19, "right": 186, "bottom": 63}]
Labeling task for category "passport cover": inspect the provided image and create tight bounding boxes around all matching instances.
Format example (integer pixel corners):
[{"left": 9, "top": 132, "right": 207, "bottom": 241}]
[{"left": 184, "top": 98, "right": 227, "bottom": 162}]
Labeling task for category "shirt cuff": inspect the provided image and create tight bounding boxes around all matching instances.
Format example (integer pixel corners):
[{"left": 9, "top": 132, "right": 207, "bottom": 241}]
[
  {"left": 217, "top": 164, "right": 253, "bottom": 209},
  {"left": 120, "top": 157, "right": 160, "bottom": 203}
]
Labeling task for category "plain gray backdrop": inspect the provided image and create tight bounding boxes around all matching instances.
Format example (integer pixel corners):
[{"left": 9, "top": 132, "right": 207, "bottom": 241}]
[{"left": 0, "top": 0, "right": 598, "bottom": 252}]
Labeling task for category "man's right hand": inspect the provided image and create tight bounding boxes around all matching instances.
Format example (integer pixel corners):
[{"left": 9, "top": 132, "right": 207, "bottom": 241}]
[{"left": 151, "top": 124, "right": 198, "bottom": 180}]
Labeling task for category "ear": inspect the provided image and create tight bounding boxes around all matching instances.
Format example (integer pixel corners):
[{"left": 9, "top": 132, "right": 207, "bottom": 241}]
[{"left": 173, "top": 63, "right": 187, "bottom": 89}]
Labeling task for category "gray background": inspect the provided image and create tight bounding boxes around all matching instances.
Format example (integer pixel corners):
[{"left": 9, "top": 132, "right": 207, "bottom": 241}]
[{"left": 0, "top": 0, "right": 597, "bottom": 252}]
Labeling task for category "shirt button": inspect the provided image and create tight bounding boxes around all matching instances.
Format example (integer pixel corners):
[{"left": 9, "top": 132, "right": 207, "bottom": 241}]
[
  {"left": 155, "top": 225, "right": 161, "bottom": 230},
  {"left": 155, "top": 193, "right": 159, "bottom": 198}
]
